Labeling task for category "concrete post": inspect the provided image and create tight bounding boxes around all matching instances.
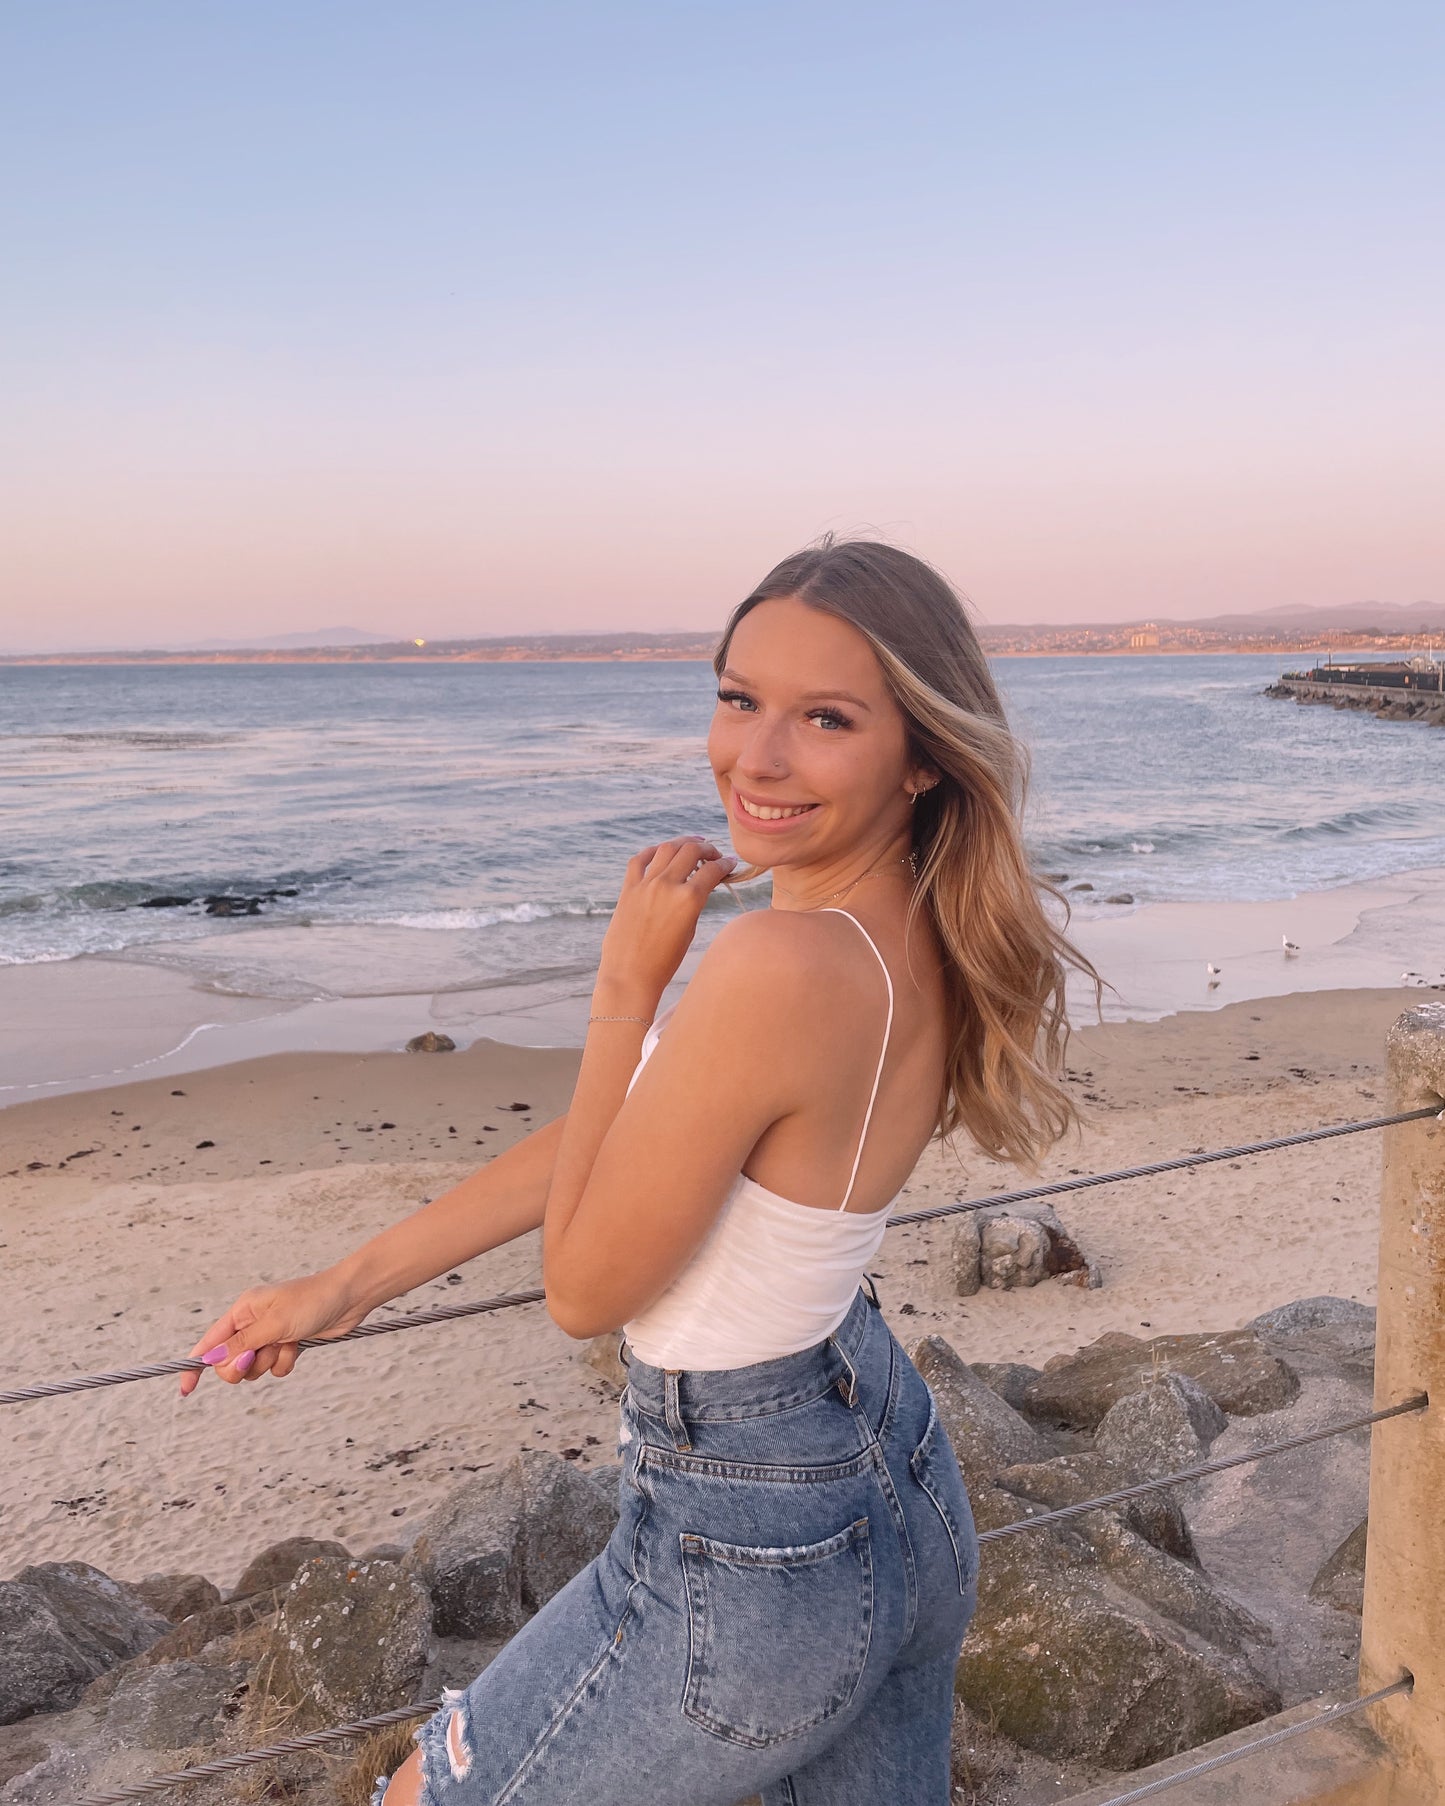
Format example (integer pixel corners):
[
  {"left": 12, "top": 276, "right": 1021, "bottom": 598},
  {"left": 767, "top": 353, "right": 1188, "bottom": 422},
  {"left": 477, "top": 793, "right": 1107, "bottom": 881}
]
[{"left": 1359, "top": 1003, "right": 1445, "bottom": 1803}]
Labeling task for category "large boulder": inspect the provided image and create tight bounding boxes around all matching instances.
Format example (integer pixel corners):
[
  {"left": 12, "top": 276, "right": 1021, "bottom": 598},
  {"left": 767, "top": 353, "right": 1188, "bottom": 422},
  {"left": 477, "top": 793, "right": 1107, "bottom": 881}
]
[
  {"left": 230, "top": 1537, "right": 349, "bottom": 1601},
  {"left": 1023, "top": 1330, "right": 1298, "bottom": 1430},
  {"left": 1095, "top": 1374, "right": 1227, "bottom": 1479},
  {"left": 103, "top": 1660, "right": 249, "bottom": 1750},
  {"left": 406, "top": 1450, "right": 619, "bottom": 1640},
  {"left": 958, "top": 1488, "right": 1280, "bottom": 1767},
  {"left": 952, "top": 1202, "right": 1094, "bottom": 1294},
  {"left": 996, "top": 1451, "right": 1195, "bottom": 1563},
  {"left": 1081, "top": 1519, "right": 1273, "bottom": 1650},
  {"left": 909, "top": 1336, "right": 1053, "bottom": 1492},
  {"left": 1247, "top": 1297, "right": 1376, "bottom": 1384},
  {"left": 271, "top": 1557, "right": 431, "bottom": 1723},
  {"left": 406, "top": 1463, "right": 527, "bottom": 1639},
  {"left": 0, "top": 1566, "right": 168, "bottom": 1725},
  {"left": 516, "top": 1449, "right": 620, "bottom": 1611},
  {"left": 969, "top": 1362, "right": 1043, "bottom": 1412},
  {"left": 127, "top": 1574, "right": 223, "bottom": 1624}
]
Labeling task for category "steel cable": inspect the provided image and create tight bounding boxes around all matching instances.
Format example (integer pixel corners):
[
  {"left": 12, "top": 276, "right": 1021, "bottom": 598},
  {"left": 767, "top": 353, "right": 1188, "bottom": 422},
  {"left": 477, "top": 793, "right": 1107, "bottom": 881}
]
[
  {"left": 977, "top": 1394, "right": 1428, "bottom": 1543},
  {"left": 72, "top": 1698, "right": 444, "bottom": 1806},
  {"left": 3, "top": 1103, "right": 1437, "bottom": 1408},
  {"left": 1078, "top": 1676, "right": 1412, "bottom": 1806}
]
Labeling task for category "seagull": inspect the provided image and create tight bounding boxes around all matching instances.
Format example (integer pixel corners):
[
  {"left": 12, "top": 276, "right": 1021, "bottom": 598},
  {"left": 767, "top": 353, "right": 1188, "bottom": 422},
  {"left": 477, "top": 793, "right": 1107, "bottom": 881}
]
[
  {"left": 1206, "top": 962, "right": 1222, "bottom": 989},
  {"left": 1282, "top": 935, "right": 1301, "bottom": 957},
  {"left": 1403, "top": 970, "right": 1422, "bottom": 984}
]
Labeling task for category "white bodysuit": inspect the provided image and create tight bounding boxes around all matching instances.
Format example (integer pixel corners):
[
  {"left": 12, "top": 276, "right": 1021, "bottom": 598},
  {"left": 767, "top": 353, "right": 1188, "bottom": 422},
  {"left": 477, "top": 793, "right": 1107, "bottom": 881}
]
[{"left": 620, "top": 907, "right": 897, "bottom": 1370}]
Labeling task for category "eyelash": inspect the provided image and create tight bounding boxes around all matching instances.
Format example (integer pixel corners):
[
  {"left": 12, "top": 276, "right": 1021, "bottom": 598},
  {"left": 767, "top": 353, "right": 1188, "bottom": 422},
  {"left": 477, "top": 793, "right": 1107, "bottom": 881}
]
[{"left": 715, "top": 688, "right": 852, "bottom": 731}]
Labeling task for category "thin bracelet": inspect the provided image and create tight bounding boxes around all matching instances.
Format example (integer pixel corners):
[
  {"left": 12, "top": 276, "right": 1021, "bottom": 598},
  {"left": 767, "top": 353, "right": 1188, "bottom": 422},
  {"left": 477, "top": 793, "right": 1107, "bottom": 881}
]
[{"left": 587, "top": 1013, "right": 652, "bottom": 1025}]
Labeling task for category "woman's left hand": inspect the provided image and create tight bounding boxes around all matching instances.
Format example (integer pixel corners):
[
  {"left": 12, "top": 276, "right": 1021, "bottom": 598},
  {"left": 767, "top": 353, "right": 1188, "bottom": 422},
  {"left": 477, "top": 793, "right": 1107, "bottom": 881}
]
[{"left": 595, "top": 836, "right": 736, "bottom": 1014}]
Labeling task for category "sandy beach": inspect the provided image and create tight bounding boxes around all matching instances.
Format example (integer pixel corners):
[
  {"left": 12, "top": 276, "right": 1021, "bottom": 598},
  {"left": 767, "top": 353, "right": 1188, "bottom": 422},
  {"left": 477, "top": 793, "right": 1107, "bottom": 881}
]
[{"left": 0, "top": 980, "right": 1418, "bottom": 1593}]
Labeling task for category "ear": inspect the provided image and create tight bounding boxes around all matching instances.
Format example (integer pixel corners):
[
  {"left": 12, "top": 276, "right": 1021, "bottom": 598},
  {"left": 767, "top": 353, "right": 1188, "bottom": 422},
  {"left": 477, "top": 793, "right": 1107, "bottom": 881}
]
[{"left": 905, "top": 762, "right": 941, "bottom": 800}]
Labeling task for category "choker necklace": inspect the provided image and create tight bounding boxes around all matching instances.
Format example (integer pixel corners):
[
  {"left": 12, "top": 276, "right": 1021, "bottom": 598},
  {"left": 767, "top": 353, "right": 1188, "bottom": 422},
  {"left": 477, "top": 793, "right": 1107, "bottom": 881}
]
[{"left": 773, "top": 850, "right": 917, "bottom": 911}]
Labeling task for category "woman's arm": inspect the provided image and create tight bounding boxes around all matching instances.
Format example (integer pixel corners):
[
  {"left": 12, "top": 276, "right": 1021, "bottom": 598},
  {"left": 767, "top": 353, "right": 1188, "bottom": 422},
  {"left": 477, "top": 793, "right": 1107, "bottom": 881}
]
[
  {"left": 544, "top": 907, "right": 823, "bottom": 1337},
  {"left": 182, "top": 1111, "right": 567, "bottom": 1392}
]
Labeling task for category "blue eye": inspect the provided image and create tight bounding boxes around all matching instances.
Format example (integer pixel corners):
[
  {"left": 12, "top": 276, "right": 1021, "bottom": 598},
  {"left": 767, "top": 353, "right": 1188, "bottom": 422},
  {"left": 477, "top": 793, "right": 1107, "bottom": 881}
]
[
  {"left": 810, "top": 710, "right": 850, "bottom": 731},
  {"left": 716, "top": 688, "right": 756, "bottom": 711}
]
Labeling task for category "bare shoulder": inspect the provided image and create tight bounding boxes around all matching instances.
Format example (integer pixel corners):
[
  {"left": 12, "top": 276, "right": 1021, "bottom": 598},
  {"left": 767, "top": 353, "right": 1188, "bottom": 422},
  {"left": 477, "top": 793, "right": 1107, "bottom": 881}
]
[{"left": 686, "top": 907, "right": 889, "bottom": 1017}]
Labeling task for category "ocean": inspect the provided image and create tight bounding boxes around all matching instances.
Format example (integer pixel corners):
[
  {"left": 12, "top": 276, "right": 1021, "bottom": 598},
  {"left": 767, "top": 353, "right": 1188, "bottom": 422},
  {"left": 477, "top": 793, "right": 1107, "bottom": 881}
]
[{"left": 3, "top": 653, "right": 1442, "bottom": 1017}]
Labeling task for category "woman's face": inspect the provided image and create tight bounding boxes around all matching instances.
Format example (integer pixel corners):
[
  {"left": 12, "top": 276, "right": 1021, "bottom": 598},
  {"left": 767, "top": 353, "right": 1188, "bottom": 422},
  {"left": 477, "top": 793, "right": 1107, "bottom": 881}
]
[{"left": 707, "top": 595, "right": 926, "bottom": 872}]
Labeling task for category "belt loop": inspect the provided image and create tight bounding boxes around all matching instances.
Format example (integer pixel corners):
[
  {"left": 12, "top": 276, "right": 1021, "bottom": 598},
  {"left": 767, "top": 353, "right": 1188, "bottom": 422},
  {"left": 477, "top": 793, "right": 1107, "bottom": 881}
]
[
  {"left": 663, "top": 1369, "right": 692, "bottom": 1452},
  {"left": 829, "top": 1335, "right": 859, "bottom": 1408},
  {"left": 861, "top": 1271, "right": 882, "bottom": 1310}
]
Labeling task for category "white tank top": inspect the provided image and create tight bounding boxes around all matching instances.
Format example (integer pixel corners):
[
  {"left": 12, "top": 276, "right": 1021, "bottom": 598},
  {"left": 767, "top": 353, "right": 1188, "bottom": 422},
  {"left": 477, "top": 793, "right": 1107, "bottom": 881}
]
[{"left": 621, "top": 907, "right": 896, "bottom": 1370}]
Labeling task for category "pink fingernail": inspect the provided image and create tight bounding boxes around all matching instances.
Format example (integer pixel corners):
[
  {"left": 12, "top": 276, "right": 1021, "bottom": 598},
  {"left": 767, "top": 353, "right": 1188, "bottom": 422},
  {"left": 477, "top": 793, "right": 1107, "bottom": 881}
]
[
  {"left": 201, "top": 1345, "right": 229, "bottom": 1366},
  {"left": 234, "top": 1350, "right": 256, "bottom": 1375}
]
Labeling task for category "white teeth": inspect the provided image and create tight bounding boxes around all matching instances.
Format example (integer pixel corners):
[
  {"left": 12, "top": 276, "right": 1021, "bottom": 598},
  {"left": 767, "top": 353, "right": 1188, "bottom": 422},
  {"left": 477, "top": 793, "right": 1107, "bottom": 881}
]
[{"left": 737, "top": 794, "right": 815, "bottom": 821}]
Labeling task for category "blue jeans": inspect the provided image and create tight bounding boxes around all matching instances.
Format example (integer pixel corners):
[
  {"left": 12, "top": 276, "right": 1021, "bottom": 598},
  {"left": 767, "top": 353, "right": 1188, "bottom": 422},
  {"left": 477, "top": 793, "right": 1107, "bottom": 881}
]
[{"left": 397, "top": 1282, "right": 978, "bottom": 1805}]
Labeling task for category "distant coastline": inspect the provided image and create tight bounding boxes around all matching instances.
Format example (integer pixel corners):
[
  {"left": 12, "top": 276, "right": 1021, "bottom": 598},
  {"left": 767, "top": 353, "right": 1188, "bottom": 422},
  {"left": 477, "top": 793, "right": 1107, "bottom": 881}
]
[{"left": 5, "top": 628, "right": 1443, "bottom": 667}]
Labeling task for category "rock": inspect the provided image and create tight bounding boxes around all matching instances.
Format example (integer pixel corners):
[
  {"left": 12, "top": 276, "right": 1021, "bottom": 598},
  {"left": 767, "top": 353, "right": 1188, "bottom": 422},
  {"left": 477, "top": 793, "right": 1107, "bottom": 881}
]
[
  {"left": 583, "top": 1331, "right": 627, "bottom": 1391},
  {"left": 1247, "top": 1297, "right": 1376, "bottom": 1383},
  {"left": 1023, "top": 1330, "right": 1299, "bottom": 1430},
  {"left": 231, "top": 1536, "right": 349, "bottom": 1601},
  {"left": 976, "top": 1200, "right": 1093, "bottom": 1286},
  {"left": 1104, "top": 893, "right": 1135, "bottom": 905},
  {"left": 908, "top": 1336, "right": 1052, "bottom": 1492},
  {"left": 272, "top": 1558, "right": 431, "bottom": 1723},
  {"left": 405, "top": 1450, "right": 617, "bottom": 1640},
  {"left": 358, "top": 1544, "right": 405, "bottom": 1564},
  {"left": 957, "top": 1488, "right": 1279, "bottom": 1766},
  {"left": 1083, "top": 1519, "right": 1272, "bottom": 1649},
  {"left": 950, "top": 1214, "right": 982, "bottom": 1296},
  {"left": 0, "top": 1566, "right": 168, "bottom": 1724},
  {"left": 138, "top": 1589, "right": 281, "bottom": 1665},
  {"left": 588, "top": 1462, "right": 624, "bottom": 1509},
  {"left": 12, "top": 1566, "right": 168, "bottom": 1665},
  {"left": 997, "top": 1451, "right": 1195, "bottom": 1562},
  {"left": 1247, "top": 1297, "right": 1374, "bottom": 1339},
  {"left": 1310, "top": 1518, "right": 1367, "bottom": 1616},
  {"left": 1095, "top": 1374, "right": 1227, "bottom": 1479},
  {"left": 103, "top": 1660, "right": 248, "bottom": 1750},
  {"left": 0, "top": 1741, "right": 93, "bottom": 1804},
  {"left": 515, "top": 1449, "right": 619, "bottom": 1611},
  {"left": 979, "top": 1216, "right": 1050, "bottom": 1288},
  {"left": 1070, "top": 882, "right": 1095, "bottom": 892},
  {"left": 406, "top": 1463, "right": 527, "bottom": 1638},
  {"left": 405, "top": 1032, "right": 456, "bottom": 1053},
  {"left": 128, "top": 1574, "right": 222, "bottom": 1624},
  {"left": 969, "top": 1362, "right": 1042, "bottom": 1411}
]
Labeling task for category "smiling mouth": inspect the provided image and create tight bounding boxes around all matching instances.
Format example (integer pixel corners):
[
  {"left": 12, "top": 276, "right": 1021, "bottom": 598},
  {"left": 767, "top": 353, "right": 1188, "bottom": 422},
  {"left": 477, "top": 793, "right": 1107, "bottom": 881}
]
[{"left": 734, "top": 792, "right": 820, "bottom": 822}]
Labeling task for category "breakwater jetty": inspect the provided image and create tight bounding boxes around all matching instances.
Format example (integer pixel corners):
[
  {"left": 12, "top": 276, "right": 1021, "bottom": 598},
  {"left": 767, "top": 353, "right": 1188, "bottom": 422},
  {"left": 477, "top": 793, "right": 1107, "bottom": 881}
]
[{"left": 1266, "top": 657, "right": 1445, "bottom": 728}]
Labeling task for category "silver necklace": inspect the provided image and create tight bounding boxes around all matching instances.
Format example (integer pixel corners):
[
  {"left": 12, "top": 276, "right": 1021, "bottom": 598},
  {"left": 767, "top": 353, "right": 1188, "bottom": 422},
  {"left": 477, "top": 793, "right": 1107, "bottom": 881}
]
[{"left": 775, "top": 850, "right": 916, "bottom": 910}]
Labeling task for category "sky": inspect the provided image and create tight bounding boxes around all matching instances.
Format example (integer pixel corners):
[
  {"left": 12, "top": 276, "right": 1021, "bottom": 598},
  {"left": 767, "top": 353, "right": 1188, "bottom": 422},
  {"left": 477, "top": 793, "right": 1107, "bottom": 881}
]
[{"left": 1, "top": 2, "right": 1441, "bottom": 651}]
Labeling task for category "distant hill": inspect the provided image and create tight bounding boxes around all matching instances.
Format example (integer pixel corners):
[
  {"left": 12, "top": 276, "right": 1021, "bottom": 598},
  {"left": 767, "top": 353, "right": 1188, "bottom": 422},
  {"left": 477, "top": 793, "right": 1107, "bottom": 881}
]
[{"left": 165, "top": 625, "right": 400, "bottom": 651}]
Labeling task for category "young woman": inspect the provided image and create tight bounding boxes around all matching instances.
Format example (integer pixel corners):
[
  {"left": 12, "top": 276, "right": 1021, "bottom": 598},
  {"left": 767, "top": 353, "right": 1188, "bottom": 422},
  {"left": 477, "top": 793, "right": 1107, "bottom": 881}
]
[{"left": 184, "top": 538, "right": 1094, "bottom": 1806}]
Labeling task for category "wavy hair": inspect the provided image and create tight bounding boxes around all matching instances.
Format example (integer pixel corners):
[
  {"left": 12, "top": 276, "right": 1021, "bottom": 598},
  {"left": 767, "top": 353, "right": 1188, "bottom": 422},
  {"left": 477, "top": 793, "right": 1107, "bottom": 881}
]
[{"left": 715, "top": 535, "right": 1102, "bottom": 1170}]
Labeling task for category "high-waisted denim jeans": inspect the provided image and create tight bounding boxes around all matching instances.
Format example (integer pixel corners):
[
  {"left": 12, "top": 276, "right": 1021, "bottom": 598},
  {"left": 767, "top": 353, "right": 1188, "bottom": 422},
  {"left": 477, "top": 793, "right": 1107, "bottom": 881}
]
[{"left": 391, "top": 1280, "right": 978, "bottom": 1805}]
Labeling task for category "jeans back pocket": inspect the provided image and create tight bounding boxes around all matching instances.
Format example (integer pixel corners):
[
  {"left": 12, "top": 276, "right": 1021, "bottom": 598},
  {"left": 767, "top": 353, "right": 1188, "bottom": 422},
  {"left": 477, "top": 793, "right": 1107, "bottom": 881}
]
[
  {"left": 909, "top": 1396, "right": 978, "bottom": 1598},
  {"left": 679, "top": 1517, "right": 874, "bottom": 1748}
]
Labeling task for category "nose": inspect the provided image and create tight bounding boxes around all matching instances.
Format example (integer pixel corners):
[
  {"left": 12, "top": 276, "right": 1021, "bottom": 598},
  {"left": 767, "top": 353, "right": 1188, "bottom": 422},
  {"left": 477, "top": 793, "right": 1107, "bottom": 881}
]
[{"left": 733, "top": 715, "right": 790, "bottom": 780}]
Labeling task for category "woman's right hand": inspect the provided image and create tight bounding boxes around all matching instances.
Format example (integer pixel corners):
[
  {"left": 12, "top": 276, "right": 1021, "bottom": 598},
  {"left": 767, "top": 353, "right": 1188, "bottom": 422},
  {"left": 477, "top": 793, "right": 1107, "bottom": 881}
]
[{"left": 180, "top": 1268, "right": 370, "bottom": 1396}]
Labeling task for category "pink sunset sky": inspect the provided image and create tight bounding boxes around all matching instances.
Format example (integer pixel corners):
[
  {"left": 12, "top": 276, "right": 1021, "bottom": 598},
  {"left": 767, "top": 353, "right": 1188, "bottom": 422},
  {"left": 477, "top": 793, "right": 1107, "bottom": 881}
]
[{"left": 2, "top": 3, "right": 1440, "bottom": 651}]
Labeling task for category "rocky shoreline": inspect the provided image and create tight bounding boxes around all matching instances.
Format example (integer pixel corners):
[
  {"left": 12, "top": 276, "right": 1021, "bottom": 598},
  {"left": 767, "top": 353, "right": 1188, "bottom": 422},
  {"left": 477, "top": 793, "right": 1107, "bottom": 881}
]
[
  {"left": 1264, "top": 677, "right": 1445, "bottom": 727},
  {"left": 1, "top": 1295, "right": 1378, "bottom": 1806}
]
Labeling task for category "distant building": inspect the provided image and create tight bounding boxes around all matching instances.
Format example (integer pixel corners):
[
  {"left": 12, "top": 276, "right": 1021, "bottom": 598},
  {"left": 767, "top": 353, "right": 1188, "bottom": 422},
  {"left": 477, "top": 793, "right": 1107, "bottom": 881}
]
[{"left": 1129, "top": 624, "right": 1160, "bottom": 648}]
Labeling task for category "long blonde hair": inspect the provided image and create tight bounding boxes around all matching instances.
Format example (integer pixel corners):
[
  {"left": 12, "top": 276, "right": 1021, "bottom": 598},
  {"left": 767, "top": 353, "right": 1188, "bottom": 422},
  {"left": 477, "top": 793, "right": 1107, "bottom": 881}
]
[{"left": 715, "top": 536, "right": 1101, "bottom": 1171}]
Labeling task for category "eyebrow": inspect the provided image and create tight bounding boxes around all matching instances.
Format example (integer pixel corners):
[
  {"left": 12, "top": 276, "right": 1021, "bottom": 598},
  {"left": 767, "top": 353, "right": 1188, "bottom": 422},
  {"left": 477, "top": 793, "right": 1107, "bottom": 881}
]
[{"left": 720, "top": 668, "right": 874, "bottom": 711}]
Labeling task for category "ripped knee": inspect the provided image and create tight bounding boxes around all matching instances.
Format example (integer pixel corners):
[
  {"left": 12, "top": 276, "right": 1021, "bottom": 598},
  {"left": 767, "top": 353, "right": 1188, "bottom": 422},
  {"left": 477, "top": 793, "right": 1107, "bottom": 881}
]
[{"left": 378, "top": 1689, "right": 474, "bottom": 1805}]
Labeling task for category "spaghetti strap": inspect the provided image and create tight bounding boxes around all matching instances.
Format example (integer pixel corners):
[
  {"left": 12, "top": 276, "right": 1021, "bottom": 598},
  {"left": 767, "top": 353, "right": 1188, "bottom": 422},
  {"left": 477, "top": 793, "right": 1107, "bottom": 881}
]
[{"left": 820, "top": 907, "right": 895, "bottom": 1211}]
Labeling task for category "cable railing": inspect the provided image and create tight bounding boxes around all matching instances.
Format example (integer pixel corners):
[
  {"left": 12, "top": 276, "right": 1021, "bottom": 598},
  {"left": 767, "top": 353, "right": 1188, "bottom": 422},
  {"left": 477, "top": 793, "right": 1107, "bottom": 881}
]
[
  {"left": 12, "top": 1073, "right": 1443, "bottom": 1806},
  {"left": 4, "top": 1103, "right": 1437, "bottom": 1409}
]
